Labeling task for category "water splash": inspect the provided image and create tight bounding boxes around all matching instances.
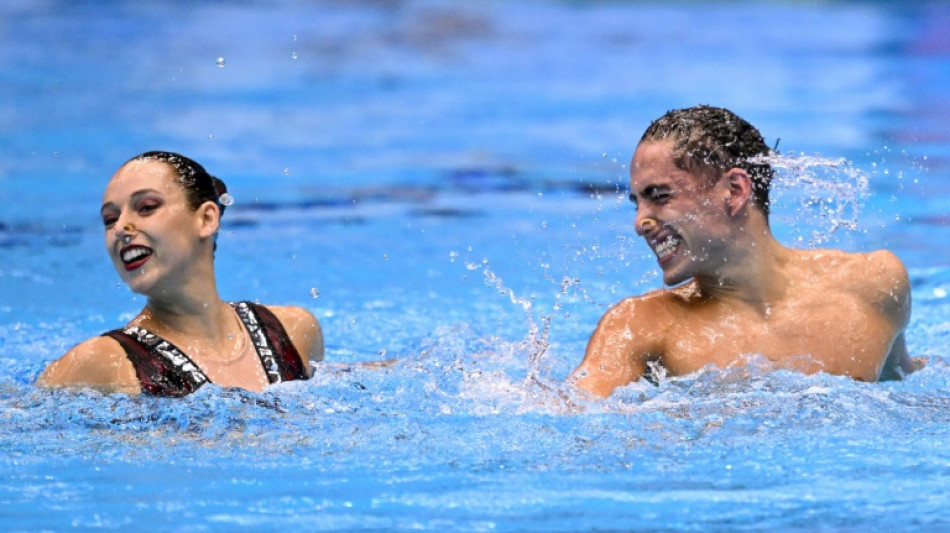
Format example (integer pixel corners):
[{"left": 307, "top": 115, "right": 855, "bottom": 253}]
[
  {"left": 464, "top": 261, "right": 558, "bottom": 403},
  {"left": 755, "top": 152, "right": 871, "bottom": 246}
]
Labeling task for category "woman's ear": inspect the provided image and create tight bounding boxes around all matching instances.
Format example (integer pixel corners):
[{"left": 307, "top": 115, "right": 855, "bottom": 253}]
[
  {"left": 196, "top": 201, "right": 221, "bottom": 239},
  {"left": 724, "top": 168, "right": 753, "bottom": 216}
]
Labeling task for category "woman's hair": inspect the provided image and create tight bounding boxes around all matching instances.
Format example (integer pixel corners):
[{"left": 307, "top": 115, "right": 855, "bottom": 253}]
[
  {"left": 640, "top": 105, "right": 774, "bottom": 216},
  {"left": 129, "top": 151, "right": 229, "bottom": 216}
]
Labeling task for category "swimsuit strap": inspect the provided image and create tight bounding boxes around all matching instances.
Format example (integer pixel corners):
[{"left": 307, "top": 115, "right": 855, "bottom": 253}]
[
  {"left": 103, "top": 302, "right": 307, "bottom": 397},
  {"left": 232, "top": 302, "right": 308, "bottom": 383},
  {"left": 103, "top": 327, "right": 209, "bottom": 397}
]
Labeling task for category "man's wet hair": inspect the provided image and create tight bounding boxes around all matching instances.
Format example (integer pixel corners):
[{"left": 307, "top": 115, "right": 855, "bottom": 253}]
[
  {"left": 130, "top": 151, "right": 229, "bottom": 216},
  {"left": 640, "top": 105, "right": 774, "bottom": 216}
]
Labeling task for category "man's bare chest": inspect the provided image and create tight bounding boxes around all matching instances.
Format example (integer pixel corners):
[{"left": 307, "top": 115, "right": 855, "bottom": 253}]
[{"left": 658, "top": 293, "right": 895, "bottom": 379}]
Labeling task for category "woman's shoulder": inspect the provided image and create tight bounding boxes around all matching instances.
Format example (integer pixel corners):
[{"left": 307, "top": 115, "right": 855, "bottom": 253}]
[
  {"left": 260, "top": 304, "right": 325, "bottom": 364},
  {"left": 258, "top": 304, "right": 321, "bottom": 335},
  {"left": 36, "top": 334, "right": 141, "bottom": 394}
]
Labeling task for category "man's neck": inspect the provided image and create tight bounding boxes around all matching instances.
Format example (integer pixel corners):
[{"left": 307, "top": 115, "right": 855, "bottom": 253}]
[{"left": 692, "top": 230, "right": 791, "bottom": 313}]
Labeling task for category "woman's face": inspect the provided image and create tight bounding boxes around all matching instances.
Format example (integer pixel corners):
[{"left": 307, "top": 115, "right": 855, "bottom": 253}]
[{"left": 100, "top": 160, "right": 210, "bottom": 295}]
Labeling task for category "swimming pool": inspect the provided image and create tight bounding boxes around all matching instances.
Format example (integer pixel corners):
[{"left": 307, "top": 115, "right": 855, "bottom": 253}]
[{"left": 3, "top": 0, "right": 950, "bottom": 530}]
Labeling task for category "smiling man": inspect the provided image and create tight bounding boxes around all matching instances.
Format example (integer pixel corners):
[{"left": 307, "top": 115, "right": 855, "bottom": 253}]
[{"left": 571, "top": 105, "right": 916, "bottom": 398}]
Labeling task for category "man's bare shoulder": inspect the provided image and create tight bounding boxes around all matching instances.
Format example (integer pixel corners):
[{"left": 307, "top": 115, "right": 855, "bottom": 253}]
[
  {"left": 36, "top": 335, "right": 141, "bottom": 393},
  {"left": 794, "top": 248, "right": 906, "bottom": 285},
  {"left": 600, "top": 282, "right": 698, "bottom": 328},
  {"left": 853, "top": 250, "right": 911, "bottom": 321},
  {"left": 795, "top": 247, "right": 910, "bottom": 323}
]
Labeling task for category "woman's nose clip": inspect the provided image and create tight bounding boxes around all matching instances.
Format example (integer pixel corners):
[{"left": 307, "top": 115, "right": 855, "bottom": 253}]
[{"left": 121, "top": 223, "right": 136, "bottom": 244}]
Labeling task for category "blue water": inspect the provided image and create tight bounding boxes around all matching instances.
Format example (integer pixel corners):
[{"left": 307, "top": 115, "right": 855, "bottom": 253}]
[{"left": 3, "top": 1, "right": 950, "bottom": 531}]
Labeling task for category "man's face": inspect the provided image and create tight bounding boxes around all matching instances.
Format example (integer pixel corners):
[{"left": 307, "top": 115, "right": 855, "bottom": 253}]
[{"left": 629, "top": 140, "right": 734, "bottom": 286}]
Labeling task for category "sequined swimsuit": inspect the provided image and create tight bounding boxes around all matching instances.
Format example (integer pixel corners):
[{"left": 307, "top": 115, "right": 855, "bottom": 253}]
[{"left": 103, "top": 302, "right": 308, "bottom": 397}]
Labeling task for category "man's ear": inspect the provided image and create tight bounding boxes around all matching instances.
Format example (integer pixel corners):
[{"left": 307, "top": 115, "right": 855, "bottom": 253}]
[
  {"left": 723, "top": 168, "right": 753, "bottom": 217},
  {"left": 196, "top": 201, "right": 221, "bottom": 238}
]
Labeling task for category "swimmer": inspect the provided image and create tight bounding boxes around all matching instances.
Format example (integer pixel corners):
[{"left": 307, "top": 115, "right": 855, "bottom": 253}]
[
  {"left": 571, "top": 105, "right": 918, "bottom": 398},
  {"left": 37, "top": 151, "right": 323, "bottom": 396}
]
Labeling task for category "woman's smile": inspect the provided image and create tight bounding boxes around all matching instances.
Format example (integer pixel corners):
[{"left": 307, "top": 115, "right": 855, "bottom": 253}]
[{"left": 120, "top": 244, "right": 153, "bottom": 271}]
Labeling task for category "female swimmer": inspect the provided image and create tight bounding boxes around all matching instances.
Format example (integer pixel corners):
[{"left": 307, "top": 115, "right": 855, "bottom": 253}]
[{"left": 38, "top": 151, "right": 323, "bottom": 396}]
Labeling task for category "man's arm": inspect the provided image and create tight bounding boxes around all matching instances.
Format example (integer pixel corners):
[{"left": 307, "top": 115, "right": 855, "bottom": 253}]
[
  {"left": 865, "top": 250, "right": 917, "bottom": 380},
  {"left": 879, "top": 332, "right": 918, "bottom": 381},
  {"left": 570, "top": 297, "right": 661, "bottom": 398}
]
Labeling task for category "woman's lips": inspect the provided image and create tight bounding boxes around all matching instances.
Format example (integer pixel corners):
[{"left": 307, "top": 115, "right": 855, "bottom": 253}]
[{"left": 120, "top": 245, "right": 152, "bottom": 271}]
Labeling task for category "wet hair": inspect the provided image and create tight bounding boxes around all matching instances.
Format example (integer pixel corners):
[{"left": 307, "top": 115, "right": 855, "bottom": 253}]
[
  {"left": 640, "top": 105, "right": 774, "bottom": 216},
  {"left": 129, "top": 151, "right": 229, "bottom": 216}
]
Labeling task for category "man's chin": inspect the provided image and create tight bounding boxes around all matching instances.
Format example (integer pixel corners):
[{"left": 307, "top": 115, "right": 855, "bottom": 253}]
[{"left": 661, "top": 268, "right": 691, "bottom": 287}]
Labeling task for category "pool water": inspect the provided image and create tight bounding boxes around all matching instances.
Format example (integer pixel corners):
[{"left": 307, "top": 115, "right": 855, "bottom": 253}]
[{"left": 3, "top": 1, "right": 950, "bottom": 531}]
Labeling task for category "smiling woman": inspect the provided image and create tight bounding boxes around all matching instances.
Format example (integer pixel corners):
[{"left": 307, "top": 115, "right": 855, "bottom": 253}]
[{"left": 36, "top": 152, "right": 324, "bottom": 396}]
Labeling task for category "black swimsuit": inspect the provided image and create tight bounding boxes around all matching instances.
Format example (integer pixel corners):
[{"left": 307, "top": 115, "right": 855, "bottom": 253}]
[{"left": 103, "top": 302, "right": 309, "bottom": 397}]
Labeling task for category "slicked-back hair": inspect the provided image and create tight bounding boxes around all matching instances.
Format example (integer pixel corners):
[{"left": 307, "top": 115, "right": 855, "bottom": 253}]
[
  {"left": 130, "top": 151, "right": 228, "bottom": 216},
  {"left": 129, "top": 151, "right": 228, "bottom": 252},
  {"left": 640, "top": 105, "right": 773, "bottom": 216}
]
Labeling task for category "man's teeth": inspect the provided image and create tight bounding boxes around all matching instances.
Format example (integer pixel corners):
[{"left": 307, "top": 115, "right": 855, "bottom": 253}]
[
  {"left": 654, "top": 237, "right": 679, "bottom": 258},
  {"left": 122, "top": 247, "right": 151, "bottom": 263}
]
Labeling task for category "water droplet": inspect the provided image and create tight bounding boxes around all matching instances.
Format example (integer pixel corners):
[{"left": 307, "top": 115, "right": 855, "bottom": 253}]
[
  {"left": 216, "top": 57, "right": 226, "bottom": 67},
  {"left": 310, "top": 288, "right": 320, "bottom": 299}
]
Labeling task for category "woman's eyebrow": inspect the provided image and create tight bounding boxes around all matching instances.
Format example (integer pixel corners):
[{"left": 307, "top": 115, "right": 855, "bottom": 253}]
[{"left": 100, "top": 189, "right": 162, "bottom": 213}]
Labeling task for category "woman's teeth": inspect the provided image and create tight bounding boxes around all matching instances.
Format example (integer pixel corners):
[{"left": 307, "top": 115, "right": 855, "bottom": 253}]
[{"left": 122, "top": 246, "right": 151, "bottom": 264}]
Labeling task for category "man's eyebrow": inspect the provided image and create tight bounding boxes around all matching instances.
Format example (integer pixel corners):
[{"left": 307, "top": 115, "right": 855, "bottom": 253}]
[{"left": 632, "top": 184, "right": 671, "bottom": 202}]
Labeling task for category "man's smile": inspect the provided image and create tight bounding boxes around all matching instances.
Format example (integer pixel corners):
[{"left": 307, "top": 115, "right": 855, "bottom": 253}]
[{"left": 651, "top": 234, "right": 681, "bottom": 263}]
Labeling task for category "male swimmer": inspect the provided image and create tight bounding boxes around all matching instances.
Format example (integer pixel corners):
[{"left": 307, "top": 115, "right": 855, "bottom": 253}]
[{"left": 571, "top": 105, "right": 916, "bottom": 398}]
